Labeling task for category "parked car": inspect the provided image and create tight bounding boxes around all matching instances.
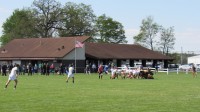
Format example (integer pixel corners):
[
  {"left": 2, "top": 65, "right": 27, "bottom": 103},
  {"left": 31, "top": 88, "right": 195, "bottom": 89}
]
[
  {"left": 179, "top": 64, "right": 192, "bottom": 70},
  {"left": 196, "top": 64, "right": 200, "bottom": 70},
  {"left": 168, "top": 64, "right": 179, "bottom": 68}
]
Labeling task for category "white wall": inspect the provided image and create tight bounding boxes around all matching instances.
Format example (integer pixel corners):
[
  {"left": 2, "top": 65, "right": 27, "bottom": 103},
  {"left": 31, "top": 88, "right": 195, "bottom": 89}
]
[
  {"left": 188, "top": 55, "right": 200, "bottom": 64},
  {"left": 63, "top": 46, "right": 85, "bottom": 60},
  {"left": 12, "top": 60, "right": 21, "bottom": 65}
]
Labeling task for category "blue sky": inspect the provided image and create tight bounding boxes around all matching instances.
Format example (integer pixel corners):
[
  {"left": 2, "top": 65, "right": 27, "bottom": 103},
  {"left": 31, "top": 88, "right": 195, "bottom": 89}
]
[{"left": 0, "top": 0, "right": 200, "bottom": 53}]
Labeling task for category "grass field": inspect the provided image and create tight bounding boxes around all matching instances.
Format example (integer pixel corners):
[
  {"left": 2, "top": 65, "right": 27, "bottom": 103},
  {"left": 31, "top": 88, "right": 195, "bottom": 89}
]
[{"left": 0, "top": 72, "right": 200, "bottom": 112}]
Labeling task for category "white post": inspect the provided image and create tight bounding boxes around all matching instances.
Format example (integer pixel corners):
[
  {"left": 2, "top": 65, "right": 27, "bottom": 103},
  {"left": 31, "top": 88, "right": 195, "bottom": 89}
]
[
  {"left": 177, "top": 68, "right": 179, "bottom": 74},
  {"left": 186, "top": 69, "right": 188, "bottom": 74},
  {"left": 167, "top": 68, "right": 169, "bottom": 75}
]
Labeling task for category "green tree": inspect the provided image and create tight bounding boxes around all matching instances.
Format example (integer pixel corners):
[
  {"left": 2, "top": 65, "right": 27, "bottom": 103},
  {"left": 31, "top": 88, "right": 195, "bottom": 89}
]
[
  {"left": 0, "top": 9, "right": 37, "bottom": 45},
  {"left": 95, "top": 14, "right": 127, "bottom": 43},
  {"left": 168, "top": 53, "right": 180, "bottom": 64},
  {"left": 58, "top": 2, "right": 96, "bottom": 38},
  {"left": 32, "top": 0, "right": 63, "bottom": 38},
  {"left": 159, "top": 26, "right": 175, "bottom": 55},
  {"left": 134, "top": 16, "right": 160, "bottom": 50}
]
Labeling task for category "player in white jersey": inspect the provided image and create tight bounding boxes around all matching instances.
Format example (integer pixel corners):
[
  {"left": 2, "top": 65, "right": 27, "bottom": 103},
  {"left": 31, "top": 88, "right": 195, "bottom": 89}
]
[
  {"left": 110, "top": 67, "right": 117, "bottom": 79},
  {"left": 66, "top": 64, "right": 74, "bottom": 83},
  {"left": 5, "top": 64, "right": 19, "bottom": 89}
]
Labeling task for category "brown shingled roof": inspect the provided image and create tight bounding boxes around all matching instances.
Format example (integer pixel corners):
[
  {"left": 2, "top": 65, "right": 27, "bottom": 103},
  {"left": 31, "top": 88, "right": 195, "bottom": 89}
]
[
  {"left": 85, "top": 43, "right": 172, "bottom": 60},
  {"left": 0, "top": 36, "right": 90, "bottom": 60}
]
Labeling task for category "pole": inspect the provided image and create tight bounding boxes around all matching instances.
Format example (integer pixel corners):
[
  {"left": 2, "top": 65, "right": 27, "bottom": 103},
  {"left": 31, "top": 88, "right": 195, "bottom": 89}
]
[
  {"left": 181, "top": 47, "right": 183, "bottom": 65},
  {"left": 177, "top": 68, "right": 179, "bottom": 74},
  {"left": 75, "top": 37, "right": 76, "bottom": 73},
  {"left": 167, "top": 68, "right": 168, "bottom": 75}
]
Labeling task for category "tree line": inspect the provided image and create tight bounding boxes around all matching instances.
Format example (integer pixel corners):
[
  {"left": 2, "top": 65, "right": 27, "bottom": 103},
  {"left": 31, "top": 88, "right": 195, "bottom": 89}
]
[
  {"left": 0, "top": 0, "right": 175, "bottom": 55},
  {"left": 134, "top": 16, "right": 175, "bottom": 55}
]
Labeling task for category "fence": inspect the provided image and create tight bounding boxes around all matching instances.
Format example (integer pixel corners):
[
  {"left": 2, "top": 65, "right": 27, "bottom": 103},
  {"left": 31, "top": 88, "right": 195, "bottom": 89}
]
[
  {"left": 149, "top": 68, "right": 199, "bottom": 75},
  {"left": 116, "top": 66, "right": 199, "bottom": 75}
]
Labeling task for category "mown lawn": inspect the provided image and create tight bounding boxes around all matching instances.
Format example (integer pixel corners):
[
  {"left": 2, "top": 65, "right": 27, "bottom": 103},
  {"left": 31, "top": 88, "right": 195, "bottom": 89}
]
[{"left": 0, "top": 72, "right": 200, "bottom": 112}]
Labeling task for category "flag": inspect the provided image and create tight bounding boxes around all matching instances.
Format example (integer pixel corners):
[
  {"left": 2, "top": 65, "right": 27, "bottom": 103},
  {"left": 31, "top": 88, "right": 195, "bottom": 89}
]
[{"left": 75, "top": 41, "right": 84, "bottom": 48}]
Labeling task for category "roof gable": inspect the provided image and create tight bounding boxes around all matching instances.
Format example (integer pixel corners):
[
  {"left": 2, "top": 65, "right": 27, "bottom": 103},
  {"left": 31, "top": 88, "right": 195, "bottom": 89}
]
[{"left": 0, "top": 36, "right": 90, "bottom": 59}]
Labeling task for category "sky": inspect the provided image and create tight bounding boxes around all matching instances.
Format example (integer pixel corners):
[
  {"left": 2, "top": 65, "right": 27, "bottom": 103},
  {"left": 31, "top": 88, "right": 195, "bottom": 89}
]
[{"left": 0, "top": 0, "right": 200, "bottom": 53}]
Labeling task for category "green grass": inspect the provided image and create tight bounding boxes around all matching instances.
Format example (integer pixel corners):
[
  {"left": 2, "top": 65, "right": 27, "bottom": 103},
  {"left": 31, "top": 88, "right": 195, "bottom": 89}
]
[{"left": 0, "top": 72, "right": 200, "bottom": 112}]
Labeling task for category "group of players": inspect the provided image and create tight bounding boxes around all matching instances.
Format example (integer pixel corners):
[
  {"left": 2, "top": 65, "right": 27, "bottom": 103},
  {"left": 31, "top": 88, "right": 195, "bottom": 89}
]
[{"left": 98, "top": 64, "right": 154, "bottom": 80}]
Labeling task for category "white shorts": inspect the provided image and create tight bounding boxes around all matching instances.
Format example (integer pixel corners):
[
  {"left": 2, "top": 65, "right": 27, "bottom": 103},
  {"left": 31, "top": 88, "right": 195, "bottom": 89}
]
[
  {"left": 68, "top": 73, "right": 74, "bottom": 78},
  {"left": 134, "top": 72, "right": 140, "bottom": 76},
  {"left": 8, "top": 75, "right": 17, "bottom": 80}
]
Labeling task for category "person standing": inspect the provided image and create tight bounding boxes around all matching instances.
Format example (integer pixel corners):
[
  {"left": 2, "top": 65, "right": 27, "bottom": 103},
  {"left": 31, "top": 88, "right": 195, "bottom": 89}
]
[
  {"left": 28, "top": 63, "right": 32, "bottom": 76},
  {"left": 34, "top": 64, "right": 38, "bottom": 74},
  {"left": 22, "top": 65, "right": 26, "bottom": 75},
  {"left": 66, "top": 64, "right": 75, "bottom": 83},
  {"left": 98, "top": 64, "right": 103, "bottom": 79},
  {"left": 5, "top": 64, "right": 19, "bottom": 89},
  {"left": 46, "top": 63, "right": 50, "bottom": 76},
  {"left": 155, "top": 64, "right": 159, "bottom": 73},
  {"left": 85, "top": 64, "right": 91, "bottom": 75},
  {"left": 92, "top": 63, "right": 96, "bottom": 73},
  {"left": 2, "top": 63, "right": 7, "bottom": 76},
  {"left": 192, "top": 64, "right": 197, "bottom": 78},
  {"left": 8, "top": 64, "right": 13, "bottom": 73},
  {"left": 59, "top": 63, "right": 64, "bottom": 75},
  {"left": 42, "top": 63, "right": 46, "bottom": 75},
  {"left": 50, "top": 63, "right": 55, "bottom": 74}
]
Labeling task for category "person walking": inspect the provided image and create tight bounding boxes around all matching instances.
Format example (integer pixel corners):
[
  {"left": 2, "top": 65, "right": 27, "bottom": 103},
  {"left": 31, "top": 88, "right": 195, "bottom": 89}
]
[{"left": 5, "top": 64, "right": 19, "bottom": 89}]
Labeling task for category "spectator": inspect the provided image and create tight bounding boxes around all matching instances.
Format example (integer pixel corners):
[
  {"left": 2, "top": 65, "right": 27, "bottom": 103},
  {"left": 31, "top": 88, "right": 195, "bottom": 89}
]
[
  {"left": 59, "top": 63, "right": 64, "bottom": 75},
  {"left": 85, "top": 64, "right": 91, "bottom": 75},
  {"left": 42, "top": 63, "right": 46, "bottom": 75},
  {"left": 34, "top": 64, "right": 38, "bottom": 74},
  {"left": 22, "top": 65, "right": 26, "bottom": 75},
  {"left": 9, "top": 64, "right": 13, "bottom": 73},
  {"left": 46, "top": 63, "right": 50, "bottom": 76},
  {"left": 28, "top": 63, "right": 32, "bottom": 76},
  {"left": 50, "top": 63, "right": 55, "bottom": 74},
  {"left": 2, "top": 63, "right": 7, "bottom": 76},
  {"left": 92, "top": 63, "right": 96, "bottom": 73}
]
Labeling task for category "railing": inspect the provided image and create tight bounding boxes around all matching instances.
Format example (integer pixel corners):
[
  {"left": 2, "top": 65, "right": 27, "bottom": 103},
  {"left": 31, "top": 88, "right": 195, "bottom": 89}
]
[
  {"left": 116, "top": 66, "right": 199, "bottom": 75},
  {"left": 117, "top": 67, "right": 178, "bottom": 75}
]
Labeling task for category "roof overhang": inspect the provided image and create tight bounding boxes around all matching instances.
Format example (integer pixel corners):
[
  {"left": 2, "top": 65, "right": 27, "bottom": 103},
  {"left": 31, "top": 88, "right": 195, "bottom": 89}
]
[{"left": 0, "top": 57, "right": 57, "bottom": 60}]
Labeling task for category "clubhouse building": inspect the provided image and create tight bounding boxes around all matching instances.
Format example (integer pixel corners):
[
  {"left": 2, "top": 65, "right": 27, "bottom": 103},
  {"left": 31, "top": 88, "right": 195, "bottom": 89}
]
[{"left": 0, "top": 36, "right": 172, "bottom": 72}]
